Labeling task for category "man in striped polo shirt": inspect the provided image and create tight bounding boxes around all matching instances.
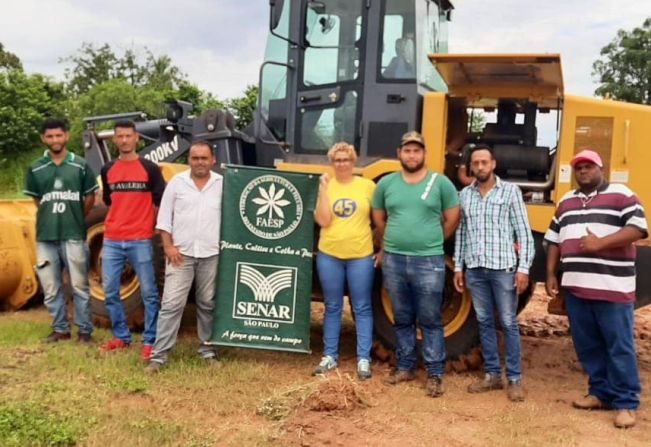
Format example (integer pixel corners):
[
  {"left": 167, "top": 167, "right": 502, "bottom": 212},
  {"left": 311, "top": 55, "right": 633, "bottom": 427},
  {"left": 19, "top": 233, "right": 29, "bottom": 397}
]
[
  {"left": 24, "top": 118, "right": 99, "bottom": 343},
  {"left": 453, "top": 144, "right": 534, "bottom": 402},
  {"left": 545, "top": 149, "right": 648, "bottom": 429}
]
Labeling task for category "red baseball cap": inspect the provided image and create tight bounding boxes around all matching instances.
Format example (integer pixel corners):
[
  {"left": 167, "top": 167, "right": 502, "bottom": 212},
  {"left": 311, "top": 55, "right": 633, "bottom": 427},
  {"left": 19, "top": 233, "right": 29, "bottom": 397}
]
[{"left": 570, "top": 150, "right": 603, "bottom": 168}]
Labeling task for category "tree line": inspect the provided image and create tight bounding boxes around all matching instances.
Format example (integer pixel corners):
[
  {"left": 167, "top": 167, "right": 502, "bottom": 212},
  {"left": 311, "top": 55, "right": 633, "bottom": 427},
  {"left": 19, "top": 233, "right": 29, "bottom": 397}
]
[
  {"left": 1, "top": 17, "right": 650, "bottom": 162},
  {"left": 0, "top": 42, "right": 257, "bottom": 161}
]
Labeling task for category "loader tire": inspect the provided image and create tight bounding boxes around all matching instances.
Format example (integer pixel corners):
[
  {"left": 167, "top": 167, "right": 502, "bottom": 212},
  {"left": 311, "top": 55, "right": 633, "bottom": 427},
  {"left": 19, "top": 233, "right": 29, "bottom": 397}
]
[
  {"left": 85, "top": 205, "right": 165, "bottom": 330},
  {"left": 371, "top": 256, "right": 481, "bottom": 365}
]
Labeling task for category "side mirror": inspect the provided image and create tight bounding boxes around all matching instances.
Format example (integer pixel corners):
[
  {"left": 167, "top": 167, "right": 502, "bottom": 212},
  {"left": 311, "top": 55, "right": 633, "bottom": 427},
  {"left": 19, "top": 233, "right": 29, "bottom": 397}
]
[{"left": 270, "top": 0, "right": 285, "bottom": 30}]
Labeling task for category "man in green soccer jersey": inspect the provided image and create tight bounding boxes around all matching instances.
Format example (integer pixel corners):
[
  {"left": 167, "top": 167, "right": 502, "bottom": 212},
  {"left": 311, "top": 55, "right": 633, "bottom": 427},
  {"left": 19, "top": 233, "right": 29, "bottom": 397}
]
[{"left": 24, "top": 118, "right": 98, "bottom": 343}]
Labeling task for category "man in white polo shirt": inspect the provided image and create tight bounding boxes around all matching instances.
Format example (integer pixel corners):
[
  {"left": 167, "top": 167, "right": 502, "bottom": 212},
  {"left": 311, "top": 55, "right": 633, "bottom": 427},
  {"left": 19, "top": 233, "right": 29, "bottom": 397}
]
[{"left": 145, "top": 141, "right": 223, "bottom": 373}]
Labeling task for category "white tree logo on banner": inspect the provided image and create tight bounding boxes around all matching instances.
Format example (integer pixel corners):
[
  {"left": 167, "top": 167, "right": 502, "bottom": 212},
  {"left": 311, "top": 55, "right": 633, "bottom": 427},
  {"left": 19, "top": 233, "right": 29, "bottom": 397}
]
[
  {"left": 252, "top": 183, "right": 291, "bottom": 219},
  {"left": 239, "top": 174, "right": 303, "bottom": 240}
]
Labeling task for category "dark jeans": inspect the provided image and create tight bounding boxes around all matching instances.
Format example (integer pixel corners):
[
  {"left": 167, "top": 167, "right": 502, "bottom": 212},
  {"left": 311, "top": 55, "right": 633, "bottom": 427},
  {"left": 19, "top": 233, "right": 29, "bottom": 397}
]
[
  {"left": 382, "top": 252, "right": 446, "bottom": 377},
  {"left": 565, "top": 291, "right": 640, "bottom": 409},
  {"left": 465, "top": 268, "right": 522, "bottom": 381}
]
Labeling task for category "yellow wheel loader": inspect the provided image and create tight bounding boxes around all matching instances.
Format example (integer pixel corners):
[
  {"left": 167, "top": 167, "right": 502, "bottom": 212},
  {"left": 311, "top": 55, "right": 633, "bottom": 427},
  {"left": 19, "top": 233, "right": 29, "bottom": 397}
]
[{"left": 2, "top": 1, "right": 650, "bottom": 366}]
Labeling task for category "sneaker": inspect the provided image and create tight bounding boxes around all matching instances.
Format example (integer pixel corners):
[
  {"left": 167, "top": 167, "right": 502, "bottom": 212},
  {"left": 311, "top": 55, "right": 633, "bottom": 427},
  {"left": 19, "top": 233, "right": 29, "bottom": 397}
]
[
  {"left": 426, "top": 376, "right": 445, "bottom": 398},
  {"left": 572, "top": 394, "right": 609, "bottom": 410},
  {"left": 467, "top": 373, "right": 504, "bottom": 393},
  {"left": 507, "top": 380, "right": 525, "bottom": 402},
  {"left": 357, "top": 359, "right": 372, "bottom": 380},
  {"left": 614, "top": 409, "right": 636, "bottom": 429},
  {"left": 144, "top": 361, "right": 163, "bottom": 374},
  {"left": 141, "top": 345, "right": 153, "bottom": 362},
  {"left": 385, "top": 369, "right": 416, "bottom": 385},
  {"left": 312, "top": 356, "right": 337, "bottom": 376},
  {"left": 99, "top": 338, "right": 130, "bottom": 352},
  {"left": 77, "top": 333, "right": 92, "bottom": 344},
  {"left": 204, "top": 356, "right": 223, "bottom": 368},
  {"left": 43, "top": 332, "right": 71, "bottom": 343}
]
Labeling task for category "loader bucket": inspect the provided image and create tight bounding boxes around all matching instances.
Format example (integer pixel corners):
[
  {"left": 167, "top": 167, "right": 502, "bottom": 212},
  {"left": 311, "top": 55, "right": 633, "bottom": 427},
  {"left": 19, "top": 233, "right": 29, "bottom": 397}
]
[{"left": 0, "top": 199, "right": 39, "bottom": 310}]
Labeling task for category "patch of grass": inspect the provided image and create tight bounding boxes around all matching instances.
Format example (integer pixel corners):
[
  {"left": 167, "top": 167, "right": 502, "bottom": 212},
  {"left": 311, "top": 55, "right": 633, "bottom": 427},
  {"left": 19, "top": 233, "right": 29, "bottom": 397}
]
[
  {"left": 0, "top": 149, "right": 41, "bottom": 197},
  {"left": 257, "top": 383, "right": 315, "bottom": 421},
  {"left": 0, "top": 402, "right": 84, "bottom": 446},
  {"left": 0, "top": 320, "right": 50, "bottom": 347},
  {"left": 125, "top": 418, "right": 183, "bottom": 444},
  {"left": 105, "top": 376, "right": 149, "bottom": 394},
  {"left": 0, "top": 308, "right": 365, "bottom": 446}
]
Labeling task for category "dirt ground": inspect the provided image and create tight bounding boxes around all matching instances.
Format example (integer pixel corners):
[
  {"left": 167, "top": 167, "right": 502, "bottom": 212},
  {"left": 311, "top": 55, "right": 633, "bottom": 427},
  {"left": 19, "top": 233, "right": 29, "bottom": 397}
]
[
  {"left": 275, "top": 285, "right": 651, "bottom": 447},
  {"left": 2, "top": 285, "right": 650, "bottom": 446}
]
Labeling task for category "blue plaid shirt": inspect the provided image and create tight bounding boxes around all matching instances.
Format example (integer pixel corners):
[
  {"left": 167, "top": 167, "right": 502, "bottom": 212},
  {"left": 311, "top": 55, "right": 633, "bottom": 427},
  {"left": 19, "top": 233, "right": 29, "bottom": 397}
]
[{"left": 453, "top": 176, "right": 534, "bottom": 274}]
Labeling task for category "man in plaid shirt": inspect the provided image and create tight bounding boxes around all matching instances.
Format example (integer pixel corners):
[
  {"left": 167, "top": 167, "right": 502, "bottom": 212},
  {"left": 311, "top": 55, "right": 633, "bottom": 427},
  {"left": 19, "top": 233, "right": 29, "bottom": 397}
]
[{"left": 453, "top": 144, "right": 534, "bottom": 402}]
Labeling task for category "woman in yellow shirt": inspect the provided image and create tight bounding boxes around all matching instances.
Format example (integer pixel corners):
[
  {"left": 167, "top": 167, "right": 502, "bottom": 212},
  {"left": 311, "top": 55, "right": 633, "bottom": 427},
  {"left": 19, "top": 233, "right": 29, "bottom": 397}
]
[{"left": 313, "top": 142, "right": 376, "bottom": 379}]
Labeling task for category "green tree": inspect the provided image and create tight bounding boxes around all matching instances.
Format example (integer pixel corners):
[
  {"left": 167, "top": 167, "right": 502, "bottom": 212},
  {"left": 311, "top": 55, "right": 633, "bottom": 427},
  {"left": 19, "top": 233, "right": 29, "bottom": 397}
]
[
  {"left": 592, "top": 17, "right": 651, "bottom": 104},
  {"left": 226, "top": 84, "right": 258, "bottom": 129},
  {"left": 60, "top": 42, "right": 257, "bottom": 153},
  {"left": 469, "top": 109, "right": 485, "bottom": 133},
  {"left": 63, "top": 78, "right": 175, "bottom": 153},
  {"left": 0, "top": 69, "right": 63, "bottom": 157},
  {"left": 177, "top": 81, "right": 225, "bottom": 114},
  {"left": 0, "top": 43, "right": 22, "bottom": 71},
  {"left": 61, "top": 43, "right": 188, "bottom": 96}
]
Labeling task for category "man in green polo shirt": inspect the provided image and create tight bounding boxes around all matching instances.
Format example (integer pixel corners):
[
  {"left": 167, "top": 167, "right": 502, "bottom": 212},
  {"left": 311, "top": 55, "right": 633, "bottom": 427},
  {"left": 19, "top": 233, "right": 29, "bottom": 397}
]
[
  {"left": 24, "top": 118, "right": 98, "bottom": 343},
  {"left": 372, "top": 131, "right": 460, "bottom": 397}
]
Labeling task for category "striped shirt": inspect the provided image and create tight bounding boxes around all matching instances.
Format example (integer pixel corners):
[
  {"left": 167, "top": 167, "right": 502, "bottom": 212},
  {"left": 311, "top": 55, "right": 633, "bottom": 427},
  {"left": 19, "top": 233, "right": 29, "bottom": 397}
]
[
  {"left": 454, "top": 176, "right": 534, "bottom": 274},
  {"left": 544, "top": 182, "right": 648, "bottom": 303}
]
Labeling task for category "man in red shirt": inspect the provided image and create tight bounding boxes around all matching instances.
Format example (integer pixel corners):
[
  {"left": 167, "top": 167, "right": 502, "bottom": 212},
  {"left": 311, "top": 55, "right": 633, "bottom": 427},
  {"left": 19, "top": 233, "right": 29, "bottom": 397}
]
[{"left": 99, "top": 121, "right": 166, "bottom": 360}]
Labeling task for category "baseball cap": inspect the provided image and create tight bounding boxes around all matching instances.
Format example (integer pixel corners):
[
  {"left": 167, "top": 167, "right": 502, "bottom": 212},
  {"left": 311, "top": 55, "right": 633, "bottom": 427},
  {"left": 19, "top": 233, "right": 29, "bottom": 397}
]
[
  {"left": 400, "top": 131, "right": 425, "bottom": 148},
  {"left": 570, "top": 150, "right": 603, "bottom": 168}
]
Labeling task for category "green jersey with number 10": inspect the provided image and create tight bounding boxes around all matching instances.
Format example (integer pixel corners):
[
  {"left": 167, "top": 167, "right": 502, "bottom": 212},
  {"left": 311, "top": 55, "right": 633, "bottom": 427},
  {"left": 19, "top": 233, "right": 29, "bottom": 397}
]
[{"left": 24, "top": 151, "right": 98, "bottom": 242}]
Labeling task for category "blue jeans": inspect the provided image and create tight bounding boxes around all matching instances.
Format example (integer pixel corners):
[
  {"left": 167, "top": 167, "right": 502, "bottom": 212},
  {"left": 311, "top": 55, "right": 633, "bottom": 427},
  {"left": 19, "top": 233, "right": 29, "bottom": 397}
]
[
  {"left": 316, "top": 252, "right": 374, "bottom": 361},
  {"left": 382, "top": 253, "right": 446, "bottom": 377},
  {"left": 465, "top": 268, "right": 521, "bottom": 381},
  {"left": 102, "top": 239, "right": 160, "bottom": 345},
  {"left": 565, "top": 291, "right": 640, "bottom": 409},
  {"left": 35, "top": 240, "right": 93, "bottom": 334}
]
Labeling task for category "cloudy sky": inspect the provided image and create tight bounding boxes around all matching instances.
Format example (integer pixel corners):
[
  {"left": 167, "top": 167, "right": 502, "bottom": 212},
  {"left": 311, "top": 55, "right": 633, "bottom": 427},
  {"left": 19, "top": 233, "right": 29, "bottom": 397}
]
[{"left": 1, "top": 0, "right": 647, "bottom": 100}]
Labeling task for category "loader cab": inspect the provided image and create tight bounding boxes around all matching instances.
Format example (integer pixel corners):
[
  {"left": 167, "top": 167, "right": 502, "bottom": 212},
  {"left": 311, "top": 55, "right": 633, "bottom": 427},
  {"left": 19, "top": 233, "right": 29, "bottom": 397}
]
[
  {"left": 256, "top": 0, "right": 453, "bottom": 167},
  {"left": 431, "top": 54, "right": 564, "bottom": 204}
]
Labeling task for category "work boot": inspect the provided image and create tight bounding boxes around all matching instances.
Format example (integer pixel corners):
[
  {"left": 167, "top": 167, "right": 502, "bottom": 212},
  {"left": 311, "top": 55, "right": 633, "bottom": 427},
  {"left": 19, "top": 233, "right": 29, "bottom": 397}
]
[
  {"left": 385, "top": 369, "right": 416, "bottom": 385},
  {"left": 467, "top": 373, "right": 504, "bottom": 393},
  {"left": 614, "top": 410, "right": 636, "bottom": 429},
  {"left": 507, "top": 380, "right": 525, "bottom": 402},
  {"left": 312, "top": 356, "right": 337, "bottom": 376},
  {"left": 426, "top": 376, "right": 444, "bottom": 398},
  {"left": 144, "top": 361, "right": 163, "bottom": 374},
  {"left": 357, "top": 359, "right": 372, "bottom": 380},
  {"left": 77, "top": 333, "right": 92, "bottom": 344},
  {"left": 43, "top": 332, "right": 71, "bottom": 343},
  {"left": 572, "top": 394, "right": 609, "bottom": 410}
]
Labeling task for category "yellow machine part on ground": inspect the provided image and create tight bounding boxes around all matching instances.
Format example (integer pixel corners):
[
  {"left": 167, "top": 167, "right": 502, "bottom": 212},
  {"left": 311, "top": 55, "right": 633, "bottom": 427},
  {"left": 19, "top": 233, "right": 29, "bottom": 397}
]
[{"left": 0, "top": 199, "right": 38, "bottom": 310}]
